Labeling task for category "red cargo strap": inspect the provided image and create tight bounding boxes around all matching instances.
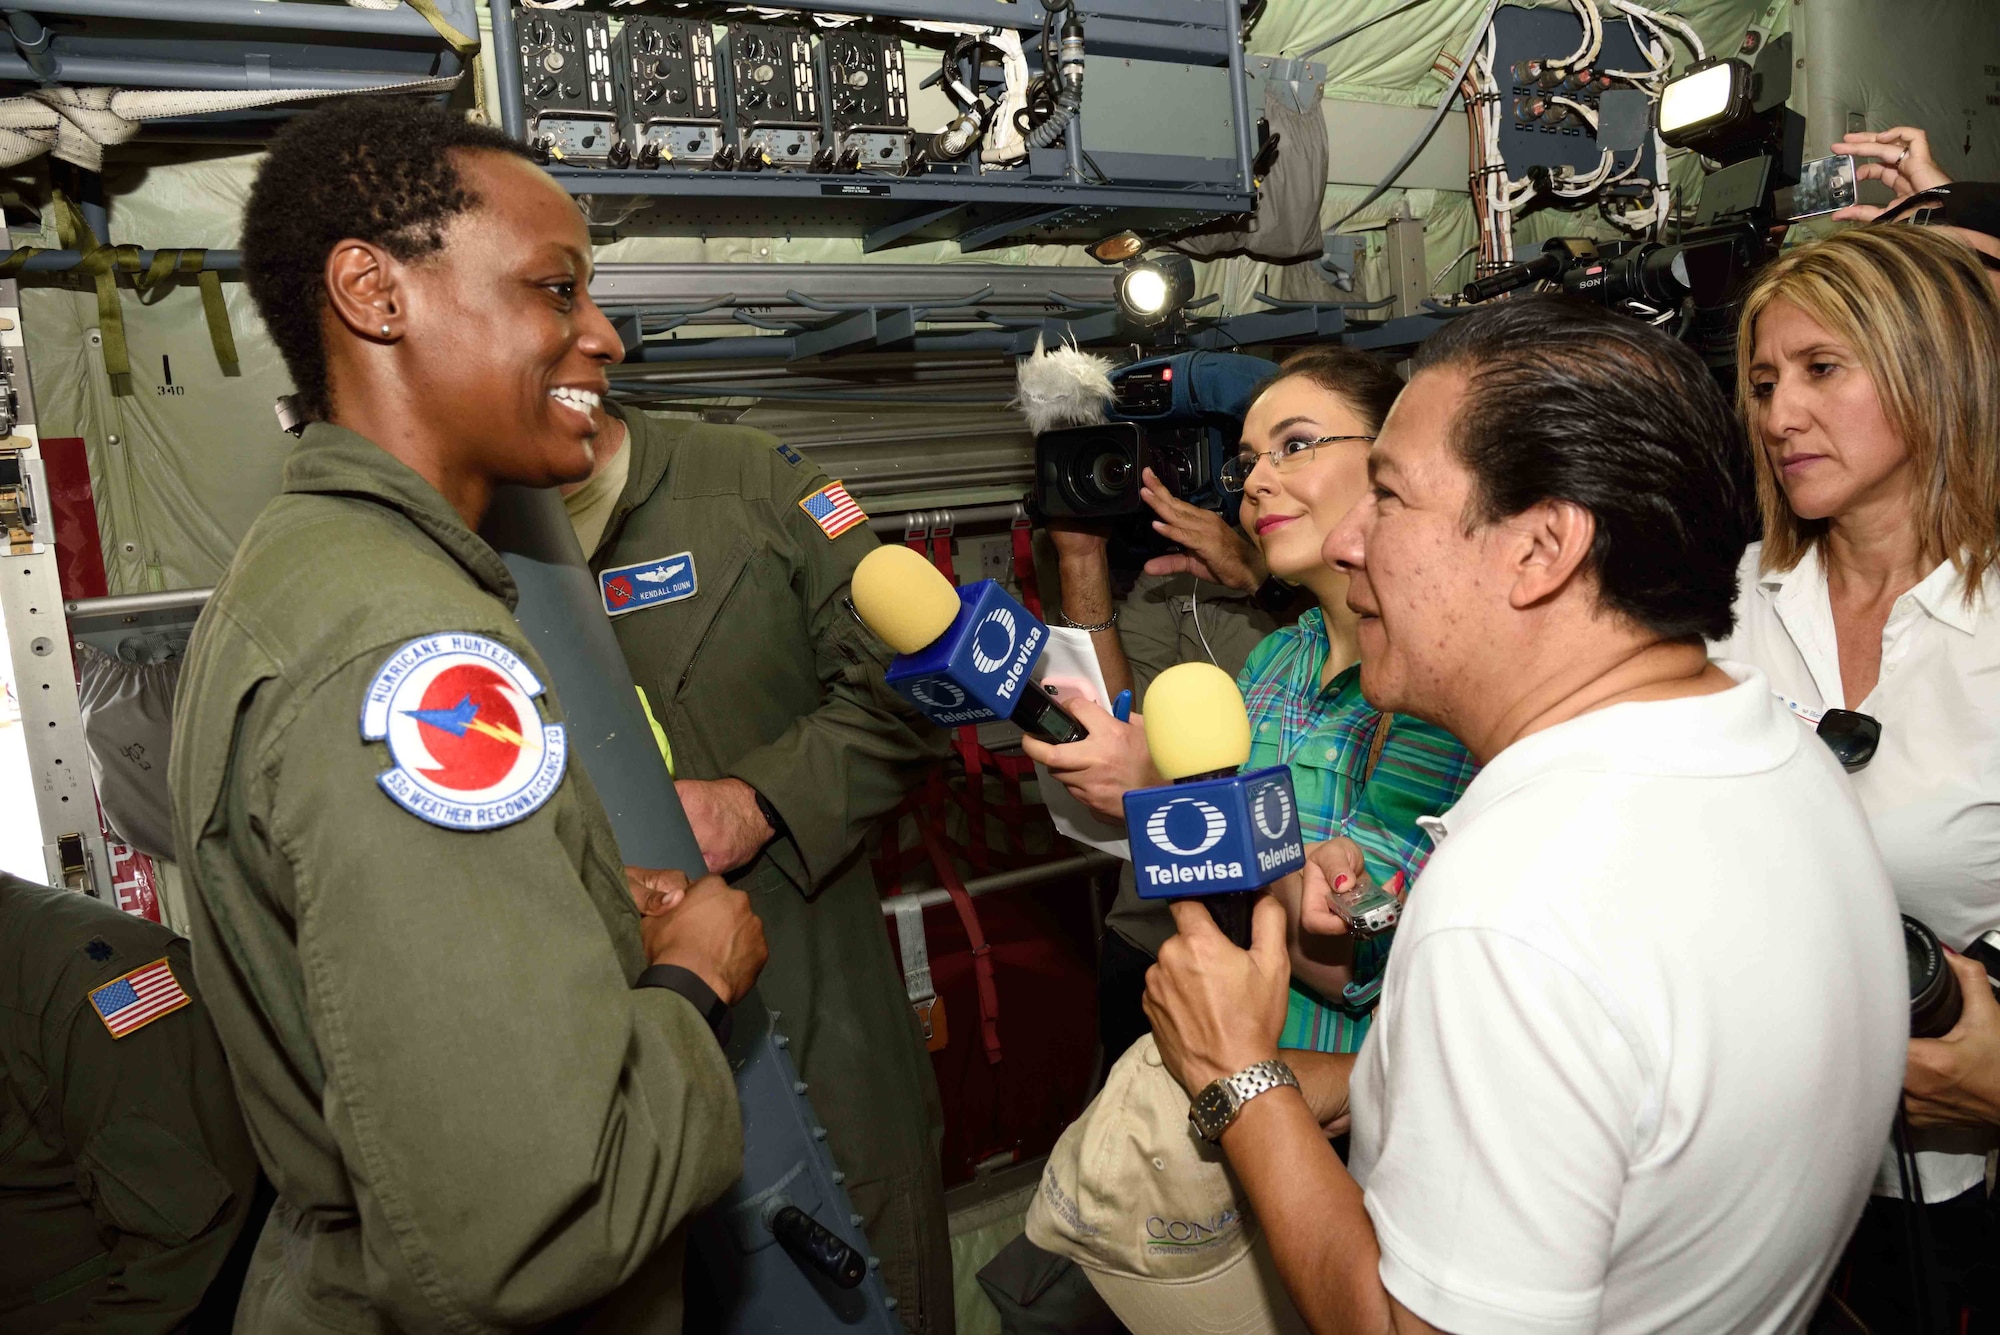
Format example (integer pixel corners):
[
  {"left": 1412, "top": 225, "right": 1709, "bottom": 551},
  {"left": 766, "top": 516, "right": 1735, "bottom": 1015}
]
[
  {"left": 1010, "top": 511, "right": 1043, "bottom": 619},
  {"left": 918, "top": 819, "right": 1003, "bottom": 1065},
  {"left": 881, "top": 522, "right": 1003, "bottom": 1060}
]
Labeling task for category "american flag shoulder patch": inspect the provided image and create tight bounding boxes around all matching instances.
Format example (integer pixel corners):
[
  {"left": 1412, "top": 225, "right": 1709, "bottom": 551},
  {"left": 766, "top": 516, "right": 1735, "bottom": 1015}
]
[
  {"left": 89, "top": 957, "right": 191, "bottom": 1039},
  {"left": 798, "top": 480, "right": 867, "bottom": 541}
]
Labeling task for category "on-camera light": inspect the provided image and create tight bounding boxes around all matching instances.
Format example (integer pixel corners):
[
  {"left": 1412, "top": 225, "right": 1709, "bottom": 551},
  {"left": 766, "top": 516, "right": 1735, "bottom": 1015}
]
[
  {"left": 1657, "top": 58, "right": 1755, "bottom": 151},
  {"left": 1115, "top": 254, "right": 1194, "bottom": 327}
]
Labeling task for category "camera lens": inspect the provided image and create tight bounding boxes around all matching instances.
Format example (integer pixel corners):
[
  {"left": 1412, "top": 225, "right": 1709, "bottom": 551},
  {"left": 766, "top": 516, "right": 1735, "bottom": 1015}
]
[
  {"left": 1906, "top": 915, "right": 1964, "bottom": 1039},
  {"left": 1062, "top": 435, "right": 1138, "bottom": 510},
  {"left": 1090, "top": 452, "right": 1131, "bottom": 496}
]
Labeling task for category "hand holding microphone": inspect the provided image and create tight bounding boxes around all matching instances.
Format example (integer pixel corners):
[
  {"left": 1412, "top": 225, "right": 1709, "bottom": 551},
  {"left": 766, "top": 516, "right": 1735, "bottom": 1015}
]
[
  {"left": 1019, "top": 692, "right": 1158, "bottom": 820},
  {"left": 850, "top": 544, "right": 1088, "bottom": 744},
  {"left": 1123, "top": 663, "right": 1305, "bottom": 948}
]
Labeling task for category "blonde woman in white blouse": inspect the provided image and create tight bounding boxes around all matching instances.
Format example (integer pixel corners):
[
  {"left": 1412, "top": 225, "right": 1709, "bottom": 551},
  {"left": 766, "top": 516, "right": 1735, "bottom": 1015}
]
[{"left": 1713, "top": 224, "right": 2000, "bottom": 1332}]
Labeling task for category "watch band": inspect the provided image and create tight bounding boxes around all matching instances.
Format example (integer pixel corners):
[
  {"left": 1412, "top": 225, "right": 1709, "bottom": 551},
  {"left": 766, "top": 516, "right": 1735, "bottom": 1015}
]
[
  {"left": 1190, "top": 1058, "right": 1299, "bottom": 1142},
  {"left": 637, "top": 964, "right": 733, "bottom": 1045},
  {"left": 751, "top": 787, "right": 788, "bottom": 840}
]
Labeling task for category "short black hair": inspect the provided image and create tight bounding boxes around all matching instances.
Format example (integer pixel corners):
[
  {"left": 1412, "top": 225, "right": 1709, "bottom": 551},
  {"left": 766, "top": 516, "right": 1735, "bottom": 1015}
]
[
  {"left": 240, "top": 97, "right": 533, "bottom": 421},
  {"left": 1270, "top": 345, "right": 1404, "bottom": 434},
  {"left": 1411, "top": 297, "right": 1756, "bottom": 642}
]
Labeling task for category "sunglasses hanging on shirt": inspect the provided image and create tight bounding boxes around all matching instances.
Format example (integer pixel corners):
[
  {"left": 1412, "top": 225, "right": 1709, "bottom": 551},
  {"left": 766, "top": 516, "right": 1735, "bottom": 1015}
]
[{"left": 1814, "top": 708, "right": 1881, "bottom": 773}]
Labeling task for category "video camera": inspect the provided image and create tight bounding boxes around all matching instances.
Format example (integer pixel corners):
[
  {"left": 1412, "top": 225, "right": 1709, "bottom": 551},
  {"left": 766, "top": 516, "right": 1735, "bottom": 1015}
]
[
  {"left": 1461, "top": 34, "right": 1806, "bottom": 369},
  {"left": 1031, "top": 350, "right": 1273, "bottom": 531}
]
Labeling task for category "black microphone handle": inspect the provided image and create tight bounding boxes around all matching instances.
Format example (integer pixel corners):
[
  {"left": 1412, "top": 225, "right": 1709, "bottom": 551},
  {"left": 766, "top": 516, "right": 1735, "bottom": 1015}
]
[{"left": 1204, "top": 890, "right": 1260, "bottom": 951}]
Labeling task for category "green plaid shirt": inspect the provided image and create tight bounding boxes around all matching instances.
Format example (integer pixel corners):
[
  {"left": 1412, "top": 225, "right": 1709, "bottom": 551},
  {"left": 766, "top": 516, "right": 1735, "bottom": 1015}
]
[{"left": 1238, "top": 609, "right": 1478, "bottom": 1053}]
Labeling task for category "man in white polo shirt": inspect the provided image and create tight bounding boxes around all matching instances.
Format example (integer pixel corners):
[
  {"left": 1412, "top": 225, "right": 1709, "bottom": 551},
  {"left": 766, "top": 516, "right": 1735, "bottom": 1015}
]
[{"left": 1140, "top": 297, "right": 1907, "bottom": 1335}]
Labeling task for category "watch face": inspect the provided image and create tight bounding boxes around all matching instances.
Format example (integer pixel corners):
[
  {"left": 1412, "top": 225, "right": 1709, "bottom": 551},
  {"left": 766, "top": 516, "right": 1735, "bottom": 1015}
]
[{"left": 1191, "top": 1083, "right": 1236, "bottom": 1139}]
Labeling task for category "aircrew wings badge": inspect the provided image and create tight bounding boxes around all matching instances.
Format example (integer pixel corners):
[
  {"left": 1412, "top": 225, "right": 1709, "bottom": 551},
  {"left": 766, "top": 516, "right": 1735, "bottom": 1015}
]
[
  {"left": 799, "top": 480, "right": 867, "bottom": 541},
  {"left": 360, "top": 634, "right": 567, "bottom": 831},
  {"left": 600, "top": 551, "right": 697, "bottom": 617}
]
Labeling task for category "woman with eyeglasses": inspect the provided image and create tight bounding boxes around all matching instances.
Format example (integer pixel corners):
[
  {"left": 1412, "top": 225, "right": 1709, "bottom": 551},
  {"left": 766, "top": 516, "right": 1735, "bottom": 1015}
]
[
  {"left": 1024, "top": 347, "right": 1477, "bottom": 1060},
  {"left": 1713, "top": 224, "right": 2000, "bottom": 1333}
]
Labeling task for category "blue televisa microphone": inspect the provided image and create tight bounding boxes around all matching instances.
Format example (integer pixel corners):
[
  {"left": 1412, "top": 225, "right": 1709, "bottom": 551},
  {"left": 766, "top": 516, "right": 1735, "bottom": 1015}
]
[
  {"left": 1123, "top": 663, "right": 1305, "bottom": 948},
  {"left": 849, "top": 544, "right": 1089, "bottom": 744}
]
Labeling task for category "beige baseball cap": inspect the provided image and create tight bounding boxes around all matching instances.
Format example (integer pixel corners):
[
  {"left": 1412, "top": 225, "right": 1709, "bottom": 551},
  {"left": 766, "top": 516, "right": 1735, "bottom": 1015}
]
[{"left": 1025, "top": 1035, "right": 1305, "bottom": 1335}]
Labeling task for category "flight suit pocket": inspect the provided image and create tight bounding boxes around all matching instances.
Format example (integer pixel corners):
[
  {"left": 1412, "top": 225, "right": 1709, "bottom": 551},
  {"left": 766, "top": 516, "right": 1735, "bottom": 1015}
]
[
  {"left": 654, "top": 534, "right": 755, "bottom": 699},
  {"left": 78, "top": 1114, "right": 232, "bottom": 1244}
]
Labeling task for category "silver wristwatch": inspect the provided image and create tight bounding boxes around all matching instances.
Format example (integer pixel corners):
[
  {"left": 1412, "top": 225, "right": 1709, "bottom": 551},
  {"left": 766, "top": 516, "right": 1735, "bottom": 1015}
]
[{"left": 1189, "top": 1058, "right": 1299, "bottom": 1142}]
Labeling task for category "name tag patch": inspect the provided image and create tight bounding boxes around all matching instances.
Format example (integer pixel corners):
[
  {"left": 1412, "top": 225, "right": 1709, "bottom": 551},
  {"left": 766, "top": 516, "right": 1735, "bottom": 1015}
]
[
  {"left": 361, "top": 633, "right": 567, "bottom": 830},
  {"left": 600, "top": 552, "right": 698, "bottom": 617}
]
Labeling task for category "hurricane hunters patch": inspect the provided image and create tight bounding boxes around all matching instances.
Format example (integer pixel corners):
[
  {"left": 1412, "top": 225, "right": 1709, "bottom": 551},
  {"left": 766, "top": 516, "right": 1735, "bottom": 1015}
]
[
  {"left": 90, "top": 958, "right": 191, "bottom": 1038},
  {"left": 775, "top": 442, "right": 804, "bottom": 466},
  {"left": 600, "top": 552, "right": 698, "bottom": 618},
  {"left": 799, "top": 480, "right": 867, "bottom": 540},
  {"left": 359, "top": 634, "right": 567, "bottom": 831}
]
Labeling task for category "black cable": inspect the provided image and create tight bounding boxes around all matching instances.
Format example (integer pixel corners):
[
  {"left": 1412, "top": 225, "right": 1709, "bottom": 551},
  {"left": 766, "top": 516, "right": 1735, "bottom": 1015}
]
[{"left": 1893, "top": 1108, "right": 1944, "bottom": 1334}]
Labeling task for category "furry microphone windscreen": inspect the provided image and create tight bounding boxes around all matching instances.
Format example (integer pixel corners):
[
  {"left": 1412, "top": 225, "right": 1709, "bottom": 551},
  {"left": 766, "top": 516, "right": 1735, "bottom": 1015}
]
[{"left": 1011, "top": 334, "right": 1118, "bottom": 435}]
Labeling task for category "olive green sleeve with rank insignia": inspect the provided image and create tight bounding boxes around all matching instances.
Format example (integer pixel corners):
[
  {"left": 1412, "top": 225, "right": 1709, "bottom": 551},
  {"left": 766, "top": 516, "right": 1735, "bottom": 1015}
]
[
  {"left": 728, "top": 459, "right": 952, "bottom": 892},
  {"left": 0, "top": 874, "right": 259, "bottom": 1334}
]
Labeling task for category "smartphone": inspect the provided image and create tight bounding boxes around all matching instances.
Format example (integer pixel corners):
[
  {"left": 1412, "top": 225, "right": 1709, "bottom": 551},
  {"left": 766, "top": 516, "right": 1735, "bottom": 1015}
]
[{"left": 1774, "top": 154, "right": 1858, "bottom": 221}]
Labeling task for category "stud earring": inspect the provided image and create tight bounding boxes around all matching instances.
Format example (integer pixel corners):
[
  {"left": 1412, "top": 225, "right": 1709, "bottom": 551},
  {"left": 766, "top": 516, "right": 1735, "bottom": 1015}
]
[{"left": 380, "top": 324, "right": 391, "bottom": 337}]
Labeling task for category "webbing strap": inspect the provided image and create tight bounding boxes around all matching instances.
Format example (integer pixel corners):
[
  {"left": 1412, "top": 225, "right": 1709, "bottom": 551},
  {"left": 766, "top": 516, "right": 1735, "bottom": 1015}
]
[
  {"left": 4, "top": 197, "right": 242, "bottom": 393},
  {"left": 917, "top": 820, "right": 1003, "bottom": 1065},
  {"left": 891, "top": 897, "right": 935, "bottom": 1006},
  {"left": 1010, "top": 513, "right": 1043, "bottom": 618},
  {"left": 133, "top": 248, "right": 239, "bottom": 376},
  {"left": 404, "top": 0, "right": 481, "bottom": 57},
  {"left": 51, "top": 192, "right": 134, "bottom": 396}
]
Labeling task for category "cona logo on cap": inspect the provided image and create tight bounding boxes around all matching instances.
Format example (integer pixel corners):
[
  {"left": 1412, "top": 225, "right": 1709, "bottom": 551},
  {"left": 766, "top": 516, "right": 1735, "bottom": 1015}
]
[{"left": 361, "top": 634, "right": 567, "bottom": 830}]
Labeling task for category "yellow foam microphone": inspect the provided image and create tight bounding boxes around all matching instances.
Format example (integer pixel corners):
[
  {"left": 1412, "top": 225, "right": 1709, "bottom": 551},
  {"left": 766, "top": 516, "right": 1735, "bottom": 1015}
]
[
  {"left": 1142, "top": 661, "right": 1253, "bottom": 781},
  {"left": 1124, "top": 661, "right": 1301, "bottom": 947},
  {"left": 850, "top": 544, "right": 964, "bottom": 655},
  {"left": 849, "top": 543, "right": 1089, "bottom": 745}
]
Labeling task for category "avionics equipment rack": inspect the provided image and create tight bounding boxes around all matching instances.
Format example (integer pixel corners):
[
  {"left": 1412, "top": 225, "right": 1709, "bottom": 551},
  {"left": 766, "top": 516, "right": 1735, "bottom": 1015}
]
[{"left": 487, "top": 0, "right": 1258, "bottom": 251}]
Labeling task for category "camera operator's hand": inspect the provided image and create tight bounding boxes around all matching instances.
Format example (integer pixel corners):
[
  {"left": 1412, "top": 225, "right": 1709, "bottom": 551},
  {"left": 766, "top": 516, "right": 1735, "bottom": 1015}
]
[
  {"left": 1137, "top": 468, "right": 1266, "bottom": 593},
  {"left": 1831, "top": 126, "right": 1952, "bottom": 221},
  {"left": 1904, "top": 950, "right": 2000, "bottom": 1130},
  {"left": 1146, "top": 895, "right": 1291, "bottom": 1095},
  {"left": 1019, "top": 692, "right": 1161, "bottom": 819},
  {"left": 639, "top": 873, "right": 768, "bottom": 1005},
  {"left": 1045, "top": 518, "right": 1136, "bottom": 699}
]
